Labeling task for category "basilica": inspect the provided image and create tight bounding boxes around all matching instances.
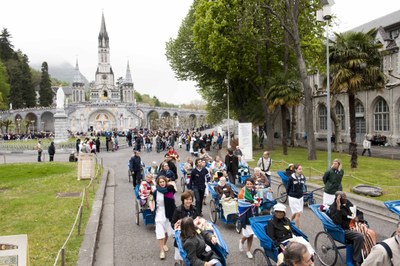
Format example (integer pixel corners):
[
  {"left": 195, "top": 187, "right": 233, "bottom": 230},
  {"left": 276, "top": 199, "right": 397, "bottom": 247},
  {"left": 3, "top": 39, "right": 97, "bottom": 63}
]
[{"left": 66, "top": 12, "right": 140, "bottom": 133}]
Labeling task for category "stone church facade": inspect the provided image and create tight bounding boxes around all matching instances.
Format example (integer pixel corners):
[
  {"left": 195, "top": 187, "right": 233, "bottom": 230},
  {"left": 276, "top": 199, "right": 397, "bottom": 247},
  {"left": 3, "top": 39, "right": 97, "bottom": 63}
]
[{"left": 273, "top": 10, "right": 400, "bottom": 146}]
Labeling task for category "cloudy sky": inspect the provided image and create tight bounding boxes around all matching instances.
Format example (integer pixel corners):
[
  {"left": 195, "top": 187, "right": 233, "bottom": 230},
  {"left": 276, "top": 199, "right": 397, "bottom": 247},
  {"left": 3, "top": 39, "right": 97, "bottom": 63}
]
[{"left": 0, "top": 0, "right": 399, "bottom": 104}]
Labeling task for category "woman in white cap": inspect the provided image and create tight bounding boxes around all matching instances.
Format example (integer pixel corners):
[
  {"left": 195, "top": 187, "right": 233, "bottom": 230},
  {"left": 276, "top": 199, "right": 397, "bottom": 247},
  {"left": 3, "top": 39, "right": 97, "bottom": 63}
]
[{"left": 266, "top": 203, "right": 293, "bottom": 248}]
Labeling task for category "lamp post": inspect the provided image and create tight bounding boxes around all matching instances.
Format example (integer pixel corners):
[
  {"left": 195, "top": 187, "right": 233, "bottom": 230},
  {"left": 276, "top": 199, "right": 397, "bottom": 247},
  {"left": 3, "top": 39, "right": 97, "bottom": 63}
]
[
  {"left": 225, "top": 79, "right": 230, "bottom": 149},
  {"left": 317, "top": 0, "right": 334, "bottom": 168}
]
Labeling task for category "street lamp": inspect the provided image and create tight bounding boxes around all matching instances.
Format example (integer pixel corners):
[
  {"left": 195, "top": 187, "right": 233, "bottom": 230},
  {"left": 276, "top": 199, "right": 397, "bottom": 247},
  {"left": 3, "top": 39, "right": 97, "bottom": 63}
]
[
  {"left": 225, "top": 79, "right": 230, "bottom": 148},
  {"left": 317, "top": 0, "right": 334, "bottom": 168}
]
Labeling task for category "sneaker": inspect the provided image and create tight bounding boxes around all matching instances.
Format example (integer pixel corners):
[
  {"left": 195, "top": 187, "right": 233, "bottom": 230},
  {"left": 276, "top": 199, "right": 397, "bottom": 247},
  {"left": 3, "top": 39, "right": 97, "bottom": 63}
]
[
  {"left": 246, "top": 251, "right": 253, "bottom": 259},
  {"left": 163, "top": 245, "right": 169, "bottom": 252},
  {"left": 239, "top": 240, "right": 244, "bottom": 252},
  {"left": 160, "top": 251, "right": 165, "bottom": 260}
]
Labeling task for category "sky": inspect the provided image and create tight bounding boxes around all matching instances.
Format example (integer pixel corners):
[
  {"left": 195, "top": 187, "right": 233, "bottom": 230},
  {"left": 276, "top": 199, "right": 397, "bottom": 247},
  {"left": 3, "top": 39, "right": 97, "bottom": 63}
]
[{"left": 0, "top": 0, "right": 400, "bottom": 104}]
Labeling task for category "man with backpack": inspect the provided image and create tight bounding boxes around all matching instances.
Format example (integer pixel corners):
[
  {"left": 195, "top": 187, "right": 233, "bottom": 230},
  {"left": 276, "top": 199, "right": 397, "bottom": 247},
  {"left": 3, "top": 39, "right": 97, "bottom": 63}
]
[{"left": 362, "top": 222, "right": 400, "bottom": 266}]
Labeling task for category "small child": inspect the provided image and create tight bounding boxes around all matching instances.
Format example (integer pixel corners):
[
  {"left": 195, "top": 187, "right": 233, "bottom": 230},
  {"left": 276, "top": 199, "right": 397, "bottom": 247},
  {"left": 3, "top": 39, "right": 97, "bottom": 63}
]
[{"left": 138, "top": 173, "right": 155, "bottom": 211}]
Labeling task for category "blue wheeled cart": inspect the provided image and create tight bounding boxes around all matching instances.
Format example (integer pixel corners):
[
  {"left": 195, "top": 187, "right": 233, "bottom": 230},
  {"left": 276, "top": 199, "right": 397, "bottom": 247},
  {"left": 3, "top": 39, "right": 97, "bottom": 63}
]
[
  {"left": 174, "top": 221, "right": 229, "bottom": 266},
  {"left": 207, "top": 182, "right": 241, "bottom": 233},
  {"left": 384, "top": 199, "right": 400, "bottom": 236},
  {"left": 250, "top": 214, "right": 309, "bottom": 266},
  {"left": 134, "top": 185, "right": 155, "bottom": 226},
  {"left": 310, "top": 204, "right": 357, "bottom": 266},
  {"left": 276, "top": 170, "right": 319, "bottom": 207}
]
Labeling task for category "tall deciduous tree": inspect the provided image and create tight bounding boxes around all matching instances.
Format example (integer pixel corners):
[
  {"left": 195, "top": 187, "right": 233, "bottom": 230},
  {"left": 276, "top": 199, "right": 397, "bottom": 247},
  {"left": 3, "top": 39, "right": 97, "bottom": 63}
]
[
  {"left": 264, "top": 0, "right": 323, "bottom": 160},
  {"left": 329, "top": 30, "right": 386, "bottom": 168},
  {"left": 39, "top": 62, "right": 53, "bottom": 106}
]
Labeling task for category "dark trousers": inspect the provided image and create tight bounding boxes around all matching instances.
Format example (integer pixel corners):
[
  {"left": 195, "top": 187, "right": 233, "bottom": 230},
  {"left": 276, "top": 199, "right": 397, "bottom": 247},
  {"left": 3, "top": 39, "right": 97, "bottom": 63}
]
[
  {"left": 227, "top": 172, "right": 236, "bottom": 184},
  {"left": 345, "top": 230, "right": 364, "bottom": 263},
  {"left": 193, "top": 187, "right": 205, "bottom": 216},
  {"left": 132, "top": 171, "right": 141, "bottom": 187},
  {"left": 49, "top": 155, "right": 54, "bottom": 162},
  {"left": 38, "top": 151, "right": 42, "bottom": 162},
  {"left": 362, "top": 149, "right": 371, "bottom": 157}
]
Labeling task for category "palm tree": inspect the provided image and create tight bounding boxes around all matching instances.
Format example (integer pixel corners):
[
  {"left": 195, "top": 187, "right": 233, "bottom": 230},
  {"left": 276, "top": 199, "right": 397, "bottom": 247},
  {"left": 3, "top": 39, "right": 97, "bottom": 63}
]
[
  {"left": 329, "top": 29, "right": 386, "bottom": 168},
  {"left": 266, "top": 74, "right": 302, "bottom": 155}
]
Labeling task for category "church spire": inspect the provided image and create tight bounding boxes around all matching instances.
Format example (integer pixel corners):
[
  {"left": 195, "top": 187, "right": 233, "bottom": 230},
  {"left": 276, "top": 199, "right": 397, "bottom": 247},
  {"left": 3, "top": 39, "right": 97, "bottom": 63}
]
[
  {"left": 98, "top": 12, "right": 109, "bottom": 48},
  {"left": 73, "top": 58, "right": 84, "bottom": 85},
  {"left": 123, "top": 61, "right": 133, "bottom": 85}
]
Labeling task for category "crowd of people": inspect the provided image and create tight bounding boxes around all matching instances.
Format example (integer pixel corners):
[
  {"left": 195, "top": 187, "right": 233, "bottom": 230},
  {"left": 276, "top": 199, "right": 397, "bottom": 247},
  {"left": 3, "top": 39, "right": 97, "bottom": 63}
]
[{"left": 131, "top": 139, "right": 400, "bottom": 266}]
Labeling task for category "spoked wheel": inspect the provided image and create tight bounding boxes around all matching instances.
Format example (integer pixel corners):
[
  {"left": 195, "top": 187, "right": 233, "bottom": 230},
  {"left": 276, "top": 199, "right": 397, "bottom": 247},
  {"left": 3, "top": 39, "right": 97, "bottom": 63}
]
[
  {"left": 235, "top": 219, "right": 242, "bottom": 234},
  {"left": 135, "top": 200, "right": 140, "bottom": 225},
  {"left": 277, "top": 183, "right": 287, "bottom": 203},
  {"left": 253, "top": 248, "right": 272, "bottom": 266},
  {"left": 180, "top": 176, "right": 186, "bottom": 192},
  {"left": 314, "top": 231, "right": 338, "bottom": 266},
  {"left": 307, "top": 197, "right": 316, "bottom": 208},
  {"left": 209, "top": 200, "right": 217, "bottom": 223}
]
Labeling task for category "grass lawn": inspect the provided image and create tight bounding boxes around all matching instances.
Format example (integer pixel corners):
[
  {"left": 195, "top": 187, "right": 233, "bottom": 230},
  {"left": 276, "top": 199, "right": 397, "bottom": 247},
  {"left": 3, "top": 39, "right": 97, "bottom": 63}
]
[
  {"left": 0, "top": 162, "right": 101, "bottom": 265},
  {"left": 250, "top": 146, "right": 400, "bottom": 201}
]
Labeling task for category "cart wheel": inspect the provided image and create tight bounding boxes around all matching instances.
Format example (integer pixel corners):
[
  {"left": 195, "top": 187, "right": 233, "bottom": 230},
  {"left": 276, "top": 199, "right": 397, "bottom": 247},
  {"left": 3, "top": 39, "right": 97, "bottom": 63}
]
[
  {"left": 235, "top": 219, "right": 242, "bottom": 234},
  {"left": 209, "top": 200, "right": 217, "bottom": 223},
  {"left": 314, "top": 231, "right": 338, "bottom": 266},
  {"left": 180, "top": 176, "right": 186, "bottom": 192},
  {"left": 277, "top": 183, "right": 287, "bottom": 203},
  {"left": 253, "top": 248, "right": 272, "bottom": 266},
  {"left": 135, "top": 200, "right": 140, "bottom": 226},
  {"left": 128, "top": 169, "right": 131, "bottom": 182},
  {"left": 307, "top": 197, "right": 316, "bottom": 207}
]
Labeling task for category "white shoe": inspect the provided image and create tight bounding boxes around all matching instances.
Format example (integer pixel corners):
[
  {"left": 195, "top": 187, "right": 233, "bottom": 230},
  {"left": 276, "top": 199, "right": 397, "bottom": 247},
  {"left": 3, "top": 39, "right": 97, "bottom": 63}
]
[
  {"left": 239, "top": 240, "right": 244, "bottom": 252},
  {"left": 163, "top": 245, "right": 169, "bottom": 252},
  {"left": 246, "top": 251, "right": 253, "bottom": 259}
]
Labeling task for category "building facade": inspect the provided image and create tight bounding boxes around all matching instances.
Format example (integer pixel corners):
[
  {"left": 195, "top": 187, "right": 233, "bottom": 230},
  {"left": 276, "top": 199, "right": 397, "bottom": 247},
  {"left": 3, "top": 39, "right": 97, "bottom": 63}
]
[{"left": 273, "top": 10, "right": 400, "bottom": 146}]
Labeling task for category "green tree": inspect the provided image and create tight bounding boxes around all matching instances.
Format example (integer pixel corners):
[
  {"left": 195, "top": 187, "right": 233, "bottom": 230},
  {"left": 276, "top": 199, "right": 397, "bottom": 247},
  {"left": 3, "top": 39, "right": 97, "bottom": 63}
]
[
  {"left": 153, "top": 96, "right": 161, "bottom": 107},
  {"left": 19, "top": 53, "right": 36, "bottom": 107},
  {"left": 134, "top": 91, "right": 143, "bottom": 102},
  {"left": 6, "top": 59, "right": 24, "bottom": 109},
  {"left": 329, "top": 30, "right": 386, "bottom": 168},
  {"left": 0, "top": 60, "right": 10, "bottom": 110},
  {"left": 264, "top": 0, "right": 324, "bottom": 160},
  {"left": 0, "top": 28, "right": 15, "bottom": 61},
  {"left": 39, "top": 62, "right": 53, "bottom": 106}
]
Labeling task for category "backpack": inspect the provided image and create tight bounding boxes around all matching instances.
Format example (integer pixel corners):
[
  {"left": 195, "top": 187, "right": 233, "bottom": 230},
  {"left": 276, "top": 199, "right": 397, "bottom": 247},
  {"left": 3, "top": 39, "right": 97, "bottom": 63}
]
[{"left": 378, "top": 241, "right": 393, "bottom": 266}]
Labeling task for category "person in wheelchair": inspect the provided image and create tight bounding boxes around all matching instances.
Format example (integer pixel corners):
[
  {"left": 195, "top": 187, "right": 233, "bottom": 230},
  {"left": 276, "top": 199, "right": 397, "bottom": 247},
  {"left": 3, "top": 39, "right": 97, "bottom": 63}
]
[
  {"left": 238, "top": 155, "right": 249, "bottom": 176},
  {"left": 251, "top": 167, "right": 269, "bottom": 188},
  {"left": 215, "top": 176, "right": 235, "bottom": 200},
  {"left": 277, "top": 242, "right": 314, "bottom": 266},
  {"left": 266, "top": 204, "right": 314, "bottom": 258},
  {"left": 180, "top": 217, "right": 223, "bottom": 266},
  {"left": 138, "top": 172, "right": 156, "bottom": 211},
  {"left": 329, "top": 191, "right": 376, "bottom": 266}
]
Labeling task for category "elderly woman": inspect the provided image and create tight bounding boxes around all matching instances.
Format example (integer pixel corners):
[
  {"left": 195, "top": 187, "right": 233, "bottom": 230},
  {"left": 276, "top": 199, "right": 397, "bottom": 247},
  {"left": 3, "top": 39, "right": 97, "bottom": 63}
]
[
  {"left": 277, "top": 242, "right": 314, "bottom": 266},
  {"left": 251, "top": 167, "right": 269, "bottom": 188},
  {"left": 215, "top": 176, "right": 235, "bottom": 200},
  {"left": 138, "top": 172, "right": 156, "bottom": 211},
  {"left": 266, "top": 203, "right": 294, "bottom": 247}
]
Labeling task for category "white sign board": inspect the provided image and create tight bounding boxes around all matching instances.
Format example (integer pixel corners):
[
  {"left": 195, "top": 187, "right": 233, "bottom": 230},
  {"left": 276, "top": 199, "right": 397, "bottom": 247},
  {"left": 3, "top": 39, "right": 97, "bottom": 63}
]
[
  {"left": 0, "top": 234, "right": 28, "bottom": 266},
  {"left": 238, "top": 123, "right": 253, "bottom": 161}
]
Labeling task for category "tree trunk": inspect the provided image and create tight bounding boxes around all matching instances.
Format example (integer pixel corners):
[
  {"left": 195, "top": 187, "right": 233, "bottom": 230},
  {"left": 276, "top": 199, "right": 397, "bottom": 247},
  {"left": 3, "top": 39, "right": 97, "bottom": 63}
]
[
  {"left": 281, "top": 106, "right": 288, "bottom": 155},
  {"left": 330, "top": 99, "right": 342, "bottom": 152},
  {"left": 348, "top": 92, "right": 358, "bottom": 168},
  {"left": 290, "top": 106, "right": 297, "bottom": 147}
]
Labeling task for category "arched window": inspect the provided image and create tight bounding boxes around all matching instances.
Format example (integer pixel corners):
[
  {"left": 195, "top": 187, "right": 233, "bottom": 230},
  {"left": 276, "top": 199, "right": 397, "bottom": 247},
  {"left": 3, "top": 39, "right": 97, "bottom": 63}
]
[
  {"left": 319, "top": 105, "right": 327, "bottom": 130},
  {"left": 335, "top": 102, "right": 345, "bottom": 130},
  {"left": 374, "top": 98, "right": 389, "bottom": 131},
  {"left": 355, "top": 101, "right": 364, "bottom": 114}
]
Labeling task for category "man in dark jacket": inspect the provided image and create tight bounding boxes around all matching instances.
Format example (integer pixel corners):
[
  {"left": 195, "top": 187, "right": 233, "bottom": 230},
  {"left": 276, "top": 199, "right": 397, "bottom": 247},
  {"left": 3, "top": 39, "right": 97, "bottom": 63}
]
[
  {"left": 188, "top": 158, "right": 208, "bottom": 216},
  {"left": 329, "top": 191, "right": 364, "bottom": 266},
  {"left": 225, "top": 148, "right": 238, "bottom": 184},
  {"left": 129, "top": 151, "right": 142, "bottom": 187},
  {"left": 48, "top": 142, "right": 55, "bottom": 162}
]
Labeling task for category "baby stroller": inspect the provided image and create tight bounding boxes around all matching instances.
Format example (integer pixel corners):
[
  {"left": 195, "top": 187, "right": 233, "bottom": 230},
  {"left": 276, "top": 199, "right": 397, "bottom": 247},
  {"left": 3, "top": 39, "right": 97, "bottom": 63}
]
[{"left": 174, "top": 221, "right": 229, "bottom": 266}]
